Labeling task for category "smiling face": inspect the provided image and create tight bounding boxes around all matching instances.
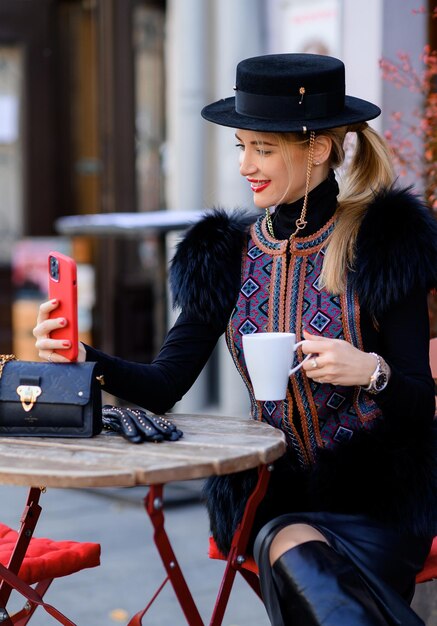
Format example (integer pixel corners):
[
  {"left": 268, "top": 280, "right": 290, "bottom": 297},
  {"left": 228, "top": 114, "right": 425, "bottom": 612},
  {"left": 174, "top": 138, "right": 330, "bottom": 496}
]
[{"left": 236, "top": 129, "right": 310, "bottom": 208}]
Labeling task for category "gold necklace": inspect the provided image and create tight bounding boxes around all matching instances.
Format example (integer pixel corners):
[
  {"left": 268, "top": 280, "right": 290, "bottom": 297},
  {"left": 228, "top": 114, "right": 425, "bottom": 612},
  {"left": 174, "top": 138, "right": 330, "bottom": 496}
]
[
  {"left": 265, "top": 207, "right": 275, "bottom": 238},
  {"left": 265, "top": 130, "right": 316, "bottom": 240}
]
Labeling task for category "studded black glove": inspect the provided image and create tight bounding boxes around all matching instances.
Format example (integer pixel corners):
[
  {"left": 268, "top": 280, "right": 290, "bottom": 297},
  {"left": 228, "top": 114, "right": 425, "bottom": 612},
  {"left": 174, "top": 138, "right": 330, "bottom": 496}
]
[{"left": 102, "top": 405, "right": 183, "bottom": 444}]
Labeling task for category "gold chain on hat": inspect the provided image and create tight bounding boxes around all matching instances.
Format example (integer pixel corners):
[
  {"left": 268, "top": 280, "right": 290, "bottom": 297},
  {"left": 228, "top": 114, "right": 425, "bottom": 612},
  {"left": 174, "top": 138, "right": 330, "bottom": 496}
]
[{"left": 265, "top": 130, "right": 316, "bottom": 240}]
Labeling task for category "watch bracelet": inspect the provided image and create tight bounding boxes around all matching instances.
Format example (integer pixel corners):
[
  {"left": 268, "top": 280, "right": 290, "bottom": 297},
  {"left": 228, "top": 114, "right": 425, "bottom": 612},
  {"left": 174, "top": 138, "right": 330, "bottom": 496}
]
[
  {"left": 363, "top": 352, "right": 380, "bottom": 391},
  {"left": 362, "top": 352, "right": 391, "bottom": 394}
]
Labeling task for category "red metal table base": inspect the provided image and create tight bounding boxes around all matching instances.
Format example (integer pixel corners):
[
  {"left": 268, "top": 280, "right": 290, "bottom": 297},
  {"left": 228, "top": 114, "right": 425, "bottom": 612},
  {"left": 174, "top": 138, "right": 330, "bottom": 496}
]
[{"left": 129, "top": 464, "right": 272, "bottom": 626}]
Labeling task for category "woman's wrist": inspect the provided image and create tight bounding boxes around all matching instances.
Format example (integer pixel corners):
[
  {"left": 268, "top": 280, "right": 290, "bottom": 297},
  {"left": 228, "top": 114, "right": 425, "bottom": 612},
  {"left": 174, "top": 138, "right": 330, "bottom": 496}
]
[
  {"left": 362, "top": 353, "right": 391, "bottom": 394},
  {"left": 360, "top": 352, "right": 378, "bottom": 386},
  {"left": 78, "top": 342, "right": 87, "bottom": 362}
]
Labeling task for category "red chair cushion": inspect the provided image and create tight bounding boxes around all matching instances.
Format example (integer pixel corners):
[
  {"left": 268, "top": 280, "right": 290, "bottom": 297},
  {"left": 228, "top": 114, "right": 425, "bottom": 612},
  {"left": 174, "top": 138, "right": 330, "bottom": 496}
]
[
  {"left": 416, "top": 536, "right": 437, "bottom": 584},
  {"left": 208, "top": 536, "right": 258, "bottom": 574},
  {"left": 209, "top": 535, "right": 437, "bottom": 584},
  {"left": 0, "top": 522, "right": 100, "bottom": 584}
]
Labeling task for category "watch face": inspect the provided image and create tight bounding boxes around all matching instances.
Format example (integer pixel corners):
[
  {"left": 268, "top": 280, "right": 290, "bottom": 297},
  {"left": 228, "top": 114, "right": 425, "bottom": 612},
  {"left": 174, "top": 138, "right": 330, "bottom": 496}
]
[{"left": 375, "top": 372, "right": 388, "bottom": 390}]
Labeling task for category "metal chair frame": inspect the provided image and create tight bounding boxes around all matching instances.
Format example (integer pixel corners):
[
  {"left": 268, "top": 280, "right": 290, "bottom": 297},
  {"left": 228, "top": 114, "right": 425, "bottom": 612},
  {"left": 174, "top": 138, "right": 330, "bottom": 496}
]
[{"left": 0, "top": 487, "right": 98, "bottom": 625}]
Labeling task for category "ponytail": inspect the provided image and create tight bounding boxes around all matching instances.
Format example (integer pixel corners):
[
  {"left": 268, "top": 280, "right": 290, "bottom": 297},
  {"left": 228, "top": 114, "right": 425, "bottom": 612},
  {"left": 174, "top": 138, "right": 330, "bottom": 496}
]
[{"left": 320, "top": 123, "right": 396, "bottom": 293}]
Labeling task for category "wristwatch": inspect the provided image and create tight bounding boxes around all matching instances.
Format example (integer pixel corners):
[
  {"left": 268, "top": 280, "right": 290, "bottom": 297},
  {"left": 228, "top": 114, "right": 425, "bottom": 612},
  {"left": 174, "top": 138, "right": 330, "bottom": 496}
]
[{"left": 363, "top": 353, "right": 391, "bottom": 394}]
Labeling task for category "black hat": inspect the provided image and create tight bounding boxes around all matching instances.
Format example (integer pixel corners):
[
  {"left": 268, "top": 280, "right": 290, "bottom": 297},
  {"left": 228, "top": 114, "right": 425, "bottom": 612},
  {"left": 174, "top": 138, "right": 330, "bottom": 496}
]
[{"left": 201, "top": 53, "right": 380, "bottom": 132}]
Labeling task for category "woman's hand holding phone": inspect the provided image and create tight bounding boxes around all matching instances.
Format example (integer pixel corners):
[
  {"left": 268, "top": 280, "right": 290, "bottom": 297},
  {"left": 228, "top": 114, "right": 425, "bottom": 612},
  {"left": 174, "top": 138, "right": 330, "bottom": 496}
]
[
  {"left": 33, "top": 251, "right": 85, "bottom": 363},
  {"left": 33, "top": 299, "right": 86, "bottom": 363}
]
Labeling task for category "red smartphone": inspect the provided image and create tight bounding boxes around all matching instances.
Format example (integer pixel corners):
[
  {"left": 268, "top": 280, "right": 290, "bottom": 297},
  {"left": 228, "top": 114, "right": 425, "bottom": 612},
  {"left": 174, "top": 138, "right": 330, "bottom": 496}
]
[{"left": 47, "top": 251, "right": 79, "bottom": 362}]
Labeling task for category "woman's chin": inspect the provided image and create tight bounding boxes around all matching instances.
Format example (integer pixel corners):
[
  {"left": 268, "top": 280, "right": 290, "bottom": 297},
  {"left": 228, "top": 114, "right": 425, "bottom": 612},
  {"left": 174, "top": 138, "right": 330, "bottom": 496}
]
[{"left": 252, "top": 195, "right": 272, "bottom": 209}]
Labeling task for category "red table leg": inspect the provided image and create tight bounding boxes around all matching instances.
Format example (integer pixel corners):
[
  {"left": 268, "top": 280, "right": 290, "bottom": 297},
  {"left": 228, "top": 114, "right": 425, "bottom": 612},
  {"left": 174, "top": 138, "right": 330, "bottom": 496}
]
[
  {"left": 136, "top": 465, "right": 272, "bottom": 626},
  {"left": 129, "top": 484, "right": 204, "bottom": 626},
  {"left": 209, "top": 463, "right": 273, "bottom": 626}
]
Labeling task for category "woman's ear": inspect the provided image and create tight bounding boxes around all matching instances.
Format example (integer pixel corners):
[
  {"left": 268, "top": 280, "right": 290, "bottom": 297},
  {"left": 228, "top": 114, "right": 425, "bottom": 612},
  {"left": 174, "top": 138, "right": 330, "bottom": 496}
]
[{"left": 313, "top": 134, "right": 332, "bottom": 165}]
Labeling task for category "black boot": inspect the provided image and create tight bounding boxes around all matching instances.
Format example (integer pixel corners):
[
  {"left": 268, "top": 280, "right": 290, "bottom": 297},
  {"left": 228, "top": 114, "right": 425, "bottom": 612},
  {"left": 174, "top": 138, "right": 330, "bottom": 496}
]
[{"left": 271, "top": 541, "right": 389, "bottom": 625}]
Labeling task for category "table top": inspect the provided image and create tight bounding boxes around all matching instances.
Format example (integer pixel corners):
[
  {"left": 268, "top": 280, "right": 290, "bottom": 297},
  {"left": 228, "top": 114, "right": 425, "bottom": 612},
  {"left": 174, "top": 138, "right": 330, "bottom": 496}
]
[
  {"left": 0, "top": 414, "right": 286, "bottom": 489},
  {"left": 55, "top": 210, "right": 205, "bottom": 237}
]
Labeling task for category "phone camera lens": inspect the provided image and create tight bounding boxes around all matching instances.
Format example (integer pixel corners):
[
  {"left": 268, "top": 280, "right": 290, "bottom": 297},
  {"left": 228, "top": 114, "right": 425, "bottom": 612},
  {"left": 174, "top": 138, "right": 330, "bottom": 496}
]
[{"left": 50, "top": 257, "right": 59, "bottom": 280}]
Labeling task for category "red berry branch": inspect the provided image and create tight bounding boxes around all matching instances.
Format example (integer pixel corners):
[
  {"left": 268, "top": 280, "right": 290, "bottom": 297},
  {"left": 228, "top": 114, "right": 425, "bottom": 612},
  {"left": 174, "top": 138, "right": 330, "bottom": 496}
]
[{"left": 379, "top": 5, "right": 437, "bottom": 334}]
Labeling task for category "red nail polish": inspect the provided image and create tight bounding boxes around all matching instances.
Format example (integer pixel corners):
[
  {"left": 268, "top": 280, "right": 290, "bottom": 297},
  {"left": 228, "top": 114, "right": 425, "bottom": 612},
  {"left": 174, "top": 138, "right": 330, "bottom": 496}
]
[
  {"left": 62, "top": 341, "right": 70, "bottom": 347},
  {"left": 59, "top": 319, "right": 66, "bottom": 326},
  {"left": 51, "top": 299, "right": 57, "bottom": 304}
]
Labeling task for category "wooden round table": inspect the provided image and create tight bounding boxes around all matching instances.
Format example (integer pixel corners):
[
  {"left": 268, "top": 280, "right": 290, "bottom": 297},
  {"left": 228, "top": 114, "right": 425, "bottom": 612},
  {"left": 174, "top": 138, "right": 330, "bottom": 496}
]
[
  {"left": 0, "top": 414, "right": 286, "bottom": 626},
  {"left": 0, "top": 413, "right": 285, "bottom": 488}
]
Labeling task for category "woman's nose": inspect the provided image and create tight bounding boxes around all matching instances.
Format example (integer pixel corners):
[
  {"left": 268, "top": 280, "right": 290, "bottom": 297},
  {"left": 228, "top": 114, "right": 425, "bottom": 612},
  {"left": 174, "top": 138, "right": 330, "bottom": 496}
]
[{"left": 239, "top": 152, "right": 258, "bottom": 176}]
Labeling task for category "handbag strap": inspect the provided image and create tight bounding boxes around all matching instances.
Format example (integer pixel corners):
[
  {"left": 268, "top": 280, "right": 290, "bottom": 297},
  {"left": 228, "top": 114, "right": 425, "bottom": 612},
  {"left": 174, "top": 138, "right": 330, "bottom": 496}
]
[{"left": 0, "top": 355, "right": 16, "bottom": 379}]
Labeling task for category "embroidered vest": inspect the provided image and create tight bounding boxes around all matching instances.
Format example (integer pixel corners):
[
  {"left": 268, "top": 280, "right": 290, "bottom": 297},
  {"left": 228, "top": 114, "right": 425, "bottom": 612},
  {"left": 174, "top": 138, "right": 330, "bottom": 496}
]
[{"left": 226, "top": 215, "right": 383, "bottom": 468}]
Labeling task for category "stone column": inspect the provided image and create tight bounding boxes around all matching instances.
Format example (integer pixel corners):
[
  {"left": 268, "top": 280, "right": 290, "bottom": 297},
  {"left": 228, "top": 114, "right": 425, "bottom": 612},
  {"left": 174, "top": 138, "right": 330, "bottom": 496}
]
[{"left": 209, "top": 0, "right": 265, "bottom": 416}]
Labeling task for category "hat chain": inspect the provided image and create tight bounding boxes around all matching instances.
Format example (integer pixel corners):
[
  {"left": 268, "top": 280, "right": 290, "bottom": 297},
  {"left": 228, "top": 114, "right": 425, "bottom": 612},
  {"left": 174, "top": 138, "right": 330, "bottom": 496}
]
[{"left": 265, "top": 130, "right": 316, "bottom": 240}]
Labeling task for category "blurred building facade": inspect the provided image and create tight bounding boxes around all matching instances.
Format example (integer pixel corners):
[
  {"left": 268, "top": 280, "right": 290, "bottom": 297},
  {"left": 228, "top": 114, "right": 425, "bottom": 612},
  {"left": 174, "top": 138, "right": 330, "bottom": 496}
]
[{"left": 0, "top": 0, "right": 435, "bottom": 414}]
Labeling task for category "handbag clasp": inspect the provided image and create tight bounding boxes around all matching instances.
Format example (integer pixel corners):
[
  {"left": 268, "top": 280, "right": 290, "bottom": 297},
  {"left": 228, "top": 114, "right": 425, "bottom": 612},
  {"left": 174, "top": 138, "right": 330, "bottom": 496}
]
[{"left": 16, "top": 385, "right": 42, "bottom": 412}]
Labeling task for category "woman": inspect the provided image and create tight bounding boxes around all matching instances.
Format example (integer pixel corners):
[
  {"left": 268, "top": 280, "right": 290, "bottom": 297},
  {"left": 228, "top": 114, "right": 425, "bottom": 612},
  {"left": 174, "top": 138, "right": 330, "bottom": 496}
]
[{"left": 34, "top": 54, "right": 437, "bottom": 625}]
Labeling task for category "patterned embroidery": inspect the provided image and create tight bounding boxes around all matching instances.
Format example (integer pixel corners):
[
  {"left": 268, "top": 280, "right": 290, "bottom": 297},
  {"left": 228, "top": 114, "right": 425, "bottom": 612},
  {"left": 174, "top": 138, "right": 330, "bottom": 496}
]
[
  {"left": 248, "top": 245, "right": 264, "bottom": 260},
  {"left": 309, "top": 311, "right": 331, "bottom": 332},
  {"left": 226, "top": 214, "right": 383, "bottom": 469},
  {"left": 241, "top": 278, "right": 260, "bottom": 298},
  {"left": 239, "top": 319, "right": 258, "bottom": 335},
  {"left": 326, "top": 392, "right": 346, "bottom": 410}
]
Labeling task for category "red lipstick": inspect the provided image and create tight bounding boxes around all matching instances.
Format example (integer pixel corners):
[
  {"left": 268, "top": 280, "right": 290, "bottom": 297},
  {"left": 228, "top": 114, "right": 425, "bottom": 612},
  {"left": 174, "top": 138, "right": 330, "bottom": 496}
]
[{"left": 248, "top": 179, "right": 271, "bottom": 193}]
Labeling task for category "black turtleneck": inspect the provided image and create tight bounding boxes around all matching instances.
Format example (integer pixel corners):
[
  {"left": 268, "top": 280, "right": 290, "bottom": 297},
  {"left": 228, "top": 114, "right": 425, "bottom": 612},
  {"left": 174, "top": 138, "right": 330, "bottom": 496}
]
[
  {"left": 85, "top": 174, "right": 433, "bottom": 427},
  {"left": 271, "top": 169, "right": 339, "bottom": 240}
]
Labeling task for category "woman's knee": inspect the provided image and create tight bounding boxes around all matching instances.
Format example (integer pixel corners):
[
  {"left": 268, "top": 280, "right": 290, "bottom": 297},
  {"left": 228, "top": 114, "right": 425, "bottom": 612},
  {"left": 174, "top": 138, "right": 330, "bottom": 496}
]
[{"left": 269, "top": 523, "right": 329, "bottom": 565}]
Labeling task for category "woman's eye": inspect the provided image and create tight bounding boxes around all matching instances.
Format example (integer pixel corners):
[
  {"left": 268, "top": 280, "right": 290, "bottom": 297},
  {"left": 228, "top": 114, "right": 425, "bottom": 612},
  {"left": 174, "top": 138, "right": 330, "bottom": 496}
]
[{"left": 234, "top": 143, "right": 272, "bottom": 156}]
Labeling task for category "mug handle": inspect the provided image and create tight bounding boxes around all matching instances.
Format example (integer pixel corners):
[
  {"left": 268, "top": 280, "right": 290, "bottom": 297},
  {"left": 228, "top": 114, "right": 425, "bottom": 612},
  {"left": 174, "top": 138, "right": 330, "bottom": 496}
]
[{"left": 289, "top": 340, "right": 312, "bottom": 375}]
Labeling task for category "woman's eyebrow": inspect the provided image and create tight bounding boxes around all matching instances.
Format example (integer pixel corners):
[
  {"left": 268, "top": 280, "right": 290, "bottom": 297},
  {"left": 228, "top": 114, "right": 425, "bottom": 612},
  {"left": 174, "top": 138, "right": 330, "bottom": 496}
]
[{"left": 234, "top": 133, "right": 277, "bottom": 147}]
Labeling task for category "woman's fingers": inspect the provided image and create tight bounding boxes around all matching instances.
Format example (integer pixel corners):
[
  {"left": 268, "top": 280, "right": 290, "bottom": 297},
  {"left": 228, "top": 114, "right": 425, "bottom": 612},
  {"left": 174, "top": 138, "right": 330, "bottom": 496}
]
[
  {"left": 301, "top": 331, "right": 345, "bottom": 380},
  {"left": 40, "top": 349, "right": 70, "bottom": 364},
  {"left": 36, "top": 336, "right": 71, "bottom": 362},
  {"left": 301, "top": 332, "right": 326, "bottom": 375},
  {"left": 33, "top": 317, "right": 69, "bottom": 361},
  {"left": 35, "top": 335, "right": 71, "bottom": 351},
  {"left": 300, "top": 331, "right": 377, "bottom": 386},
  {"left": 303, "top": 329, "right": 323, "bottom": 340},
  {"left": 33, "top": 300, "right": 66, "bottom": 341},
  {"left": 34, "top": 299, "right": 73, "bottom": 362},
  {"left": 36, "top": 299, "right": 59, "bottom": 324},
  {"left": 301, "top": 330, "right": 329, "bottom": 356},
  {"left": 33, "top": 316, "right": 66, "bottom": 339},
  {"left": 302, "top": 354, "right": 326, "bottom": 381}
]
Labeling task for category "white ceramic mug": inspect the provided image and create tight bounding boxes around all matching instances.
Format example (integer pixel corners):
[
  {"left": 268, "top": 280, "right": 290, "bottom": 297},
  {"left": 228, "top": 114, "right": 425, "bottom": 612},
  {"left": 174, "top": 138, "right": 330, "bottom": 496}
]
[{"left": 242, "top": 332, "right": 311, "bottom": 401}]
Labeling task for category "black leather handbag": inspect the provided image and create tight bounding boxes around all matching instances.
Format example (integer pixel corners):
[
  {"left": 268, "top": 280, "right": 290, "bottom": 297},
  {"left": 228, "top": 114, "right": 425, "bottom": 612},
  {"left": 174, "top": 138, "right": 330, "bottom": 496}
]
[{"left": 0, "top": 355, "right": 102, "bottom": 437}]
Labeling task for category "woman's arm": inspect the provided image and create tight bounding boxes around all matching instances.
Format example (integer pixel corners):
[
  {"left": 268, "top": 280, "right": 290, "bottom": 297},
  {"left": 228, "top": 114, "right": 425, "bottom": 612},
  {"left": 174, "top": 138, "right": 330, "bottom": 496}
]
[
  {"left": 85, "top": 312, "right": 224, "bottom": 414},
  {"left": 369, "top": 286, "right": 435, "bottom": 427}
]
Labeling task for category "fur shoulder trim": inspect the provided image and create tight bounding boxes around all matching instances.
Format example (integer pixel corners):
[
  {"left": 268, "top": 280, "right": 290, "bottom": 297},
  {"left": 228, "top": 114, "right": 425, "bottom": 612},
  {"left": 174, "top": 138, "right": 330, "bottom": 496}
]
[
  {"left": 169, "top": 208, "right": 258, "bottom": 326},
  {"left": 351, "top": 186, "right": 437, "bottom": 318}
]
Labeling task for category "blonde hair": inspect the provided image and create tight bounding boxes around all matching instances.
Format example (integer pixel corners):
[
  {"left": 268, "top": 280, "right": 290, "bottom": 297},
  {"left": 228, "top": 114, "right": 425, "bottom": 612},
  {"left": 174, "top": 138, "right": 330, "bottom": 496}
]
[
  {"left": 321, "top": 123, "right": 395, "bottom": 293},
  {"left": 269, "top": 124, "right": 396, "bottom": 293}
]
